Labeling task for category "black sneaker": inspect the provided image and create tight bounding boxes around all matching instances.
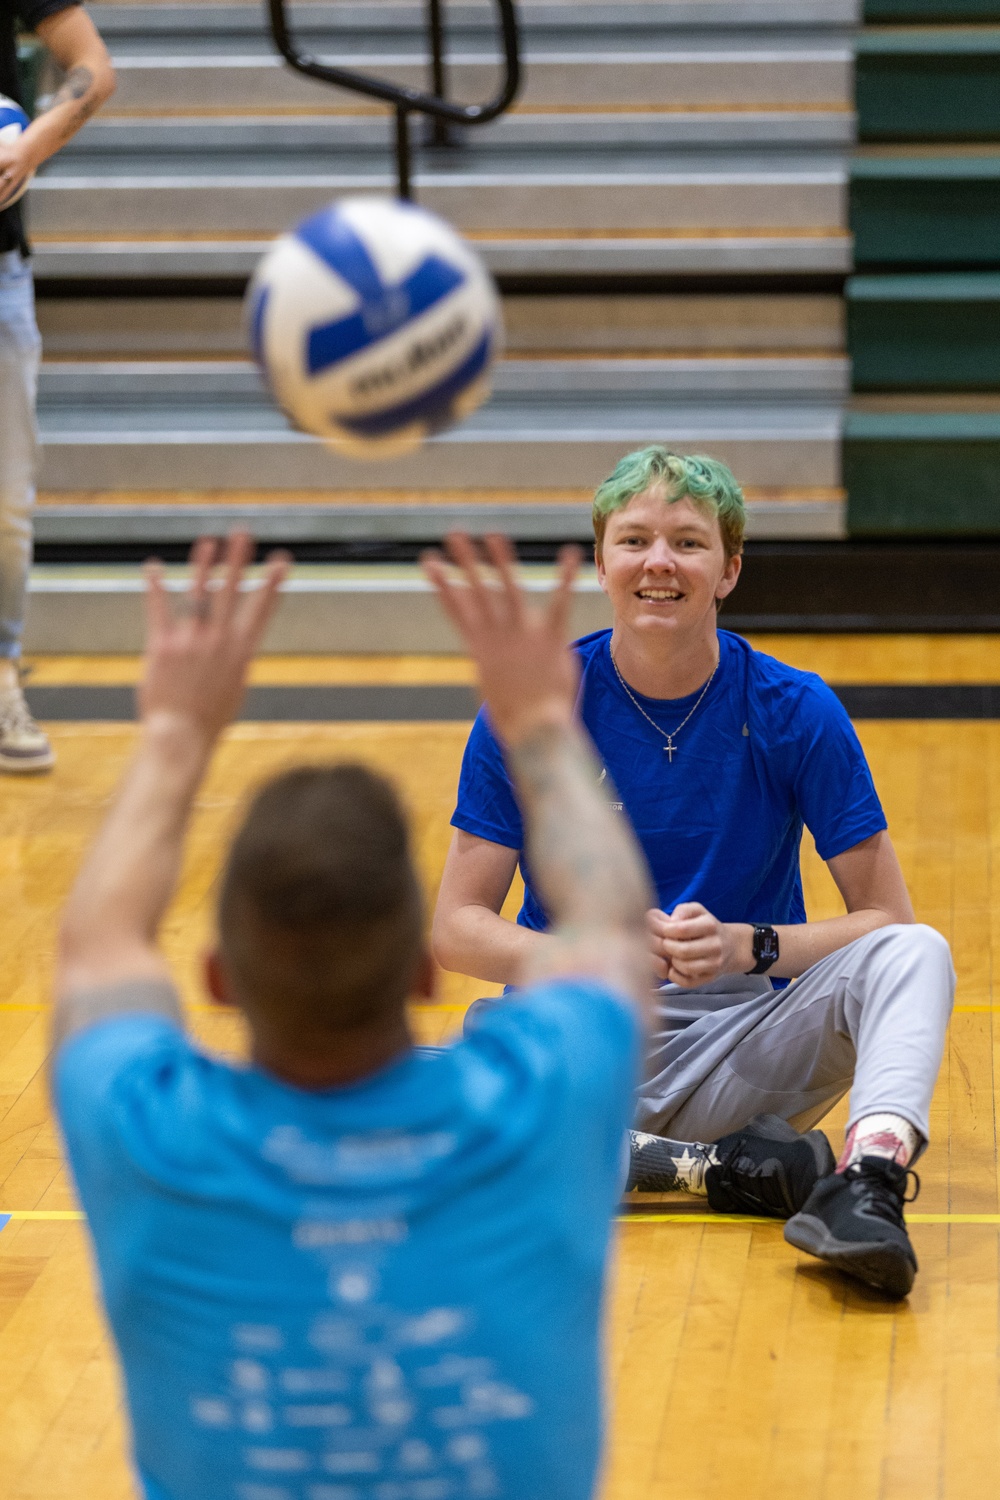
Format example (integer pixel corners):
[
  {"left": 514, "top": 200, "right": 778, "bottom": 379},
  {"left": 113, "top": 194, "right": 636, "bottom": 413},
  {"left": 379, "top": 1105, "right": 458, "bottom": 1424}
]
[
  {"left": 783, "top": 1156, "right": 919, "bottom": 1299},
  {"left": 704, "top": 1114, "right": 837, "bottom": 1219}
]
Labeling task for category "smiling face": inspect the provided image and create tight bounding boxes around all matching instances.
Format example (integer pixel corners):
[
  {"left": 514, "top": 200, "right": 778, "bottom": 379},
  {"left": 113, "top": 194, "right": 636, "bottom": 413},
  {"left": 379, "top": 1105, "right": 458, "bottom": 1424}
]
[{"left": 595, "top": 487, "right": 742, "bottom": 643}]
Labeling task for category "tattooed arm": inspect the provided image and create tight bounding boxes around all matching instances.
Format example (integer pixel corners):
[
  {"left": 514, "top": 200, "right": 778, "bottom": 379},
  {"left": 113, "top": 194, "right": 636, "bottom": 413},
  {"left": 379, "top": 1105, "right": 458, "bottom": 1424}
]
[
  {"left": 0, "top": 8, "right": 114, "bottom": 191},
  {"left": 423, "top": 535, "right": 655, "bottom": 1017}
]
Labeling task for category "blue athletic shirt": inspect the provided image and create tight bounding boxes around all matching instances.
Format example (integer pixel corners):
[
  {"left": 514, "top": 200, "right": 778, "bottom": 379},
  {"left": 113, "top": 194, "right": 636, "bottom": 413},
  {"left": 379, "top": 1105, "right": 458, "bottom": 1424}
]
[
  {"left": 452, "top": 629, "right": 886, "bottom": 933},
  {"left": 55, "top": 978, "right": 638, "bottom": 1500}
]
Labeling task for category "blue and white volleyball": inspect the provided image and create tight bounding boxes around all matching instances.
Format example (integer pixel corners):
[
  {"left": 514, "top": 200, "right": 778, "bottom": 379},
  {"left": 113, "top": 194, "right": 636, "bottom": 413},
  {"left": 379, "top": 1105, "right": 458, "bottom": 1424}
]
[
  {"left": 0, "top": 95, "right": 32, "bottom": 210},
  {"left": 246, "top": 196, "right": 503, "bottom": 458}
]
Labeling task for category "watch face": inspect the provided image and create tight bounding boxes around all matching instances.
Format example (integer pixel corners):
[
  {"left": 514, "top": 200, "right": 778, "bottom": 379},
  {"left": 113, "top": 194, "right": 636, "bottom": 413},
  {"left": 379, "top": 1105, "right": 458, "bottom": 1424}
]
[{"left": 757, "top": 927, "right": 779, "bottom": 962}]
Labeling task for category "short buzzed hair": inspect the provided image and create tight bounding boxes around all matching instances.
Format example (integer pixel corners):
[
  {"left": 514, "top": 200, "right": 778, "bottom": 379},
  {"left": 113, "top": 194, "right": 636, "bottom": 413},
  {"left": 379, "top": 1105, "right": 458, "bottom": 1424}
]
[
  {"left": 592, "top": 446, "right": 747, "bottom": 560},
  {"left": 218, "top": 765, "right": 424, "bottom": 1032}
]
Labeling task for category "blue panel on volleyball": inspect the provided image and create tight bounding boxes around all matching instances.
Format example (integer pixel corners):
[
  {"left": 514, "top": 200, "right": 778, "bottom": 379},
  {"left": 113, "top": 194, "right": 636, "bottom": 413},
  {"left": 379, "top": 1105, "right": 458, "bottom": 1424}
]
[
  {"left": 338, "top": 330, "right": 493, "bottom": 438},
  {"left": 247, "top": 285, "right": 270, "bottom": 367},
  {"left": 307, "top": 256, "right": 466, "bottom": 374},
  {"left": 296, "top": 205, "right": 387, "bottom": 300}
]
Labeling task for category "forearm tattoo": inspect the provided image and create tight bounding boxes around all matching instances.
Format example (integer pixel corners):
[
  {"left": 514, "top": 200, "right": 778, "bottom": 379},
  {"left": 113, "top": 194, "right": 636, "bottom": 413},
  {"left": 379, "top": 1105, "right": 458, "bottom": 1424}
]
[
  {"left": 51, "top": 64, "right": 94, "bottom": 106},
  {"left": 47, "top": 64, "right": 100, "bottom": 138}
]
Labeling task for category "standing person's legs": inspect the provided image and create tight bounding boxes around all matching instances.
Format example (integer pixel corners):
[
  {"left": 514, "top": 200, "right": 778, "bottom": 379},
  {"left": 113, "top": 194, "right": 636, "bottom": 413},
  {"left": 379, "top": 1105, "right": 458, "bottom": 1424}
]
[{"left": 0, "top": 251, "right": 53, "bottom": 772}]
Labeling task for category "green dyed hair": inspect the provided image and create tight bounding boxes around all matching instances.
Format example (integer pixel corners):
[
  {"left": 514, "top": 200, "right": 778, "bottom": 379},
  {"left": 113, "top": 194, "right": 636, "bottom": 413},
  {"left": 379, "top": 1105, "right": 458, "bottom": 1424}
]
[{"left": 592, "top": 446, "right": 747, "bottom": 559}]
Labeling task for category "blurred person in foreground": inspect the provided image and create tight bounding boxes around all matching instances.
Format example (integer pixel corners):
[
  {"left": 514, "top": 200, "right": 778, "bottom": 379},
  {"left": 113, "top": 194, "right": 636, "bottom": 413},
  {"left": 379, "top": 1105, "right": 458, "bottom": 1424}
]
[
  {"left": 52, "top": 531, "right": 654, "bottom": 1500},
  {"left": 0, "top": 0, "right": 114, "bottom": 769}
]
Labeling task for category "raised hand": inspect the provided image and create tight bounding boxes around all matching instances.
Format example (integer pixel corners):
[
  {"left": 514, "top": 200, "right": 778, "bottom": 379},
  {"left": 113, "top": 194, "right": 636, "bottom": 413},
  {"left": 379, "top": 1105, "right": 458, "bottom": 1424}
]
[
  {"left": 139, "top": 532, "right": 290, "bottom": 744},
  {"left": 422, "top": 532, "right": 582, "bottom": 748}
]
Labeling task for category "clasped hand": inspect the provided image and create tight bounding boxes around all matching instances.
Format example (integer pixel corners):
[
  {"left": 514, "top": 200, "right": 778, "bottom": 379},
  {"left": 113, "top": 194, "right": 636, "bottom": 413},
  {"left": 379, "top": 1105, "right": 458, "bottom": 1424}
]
[
  {"left": 0, "top": 136, "right": 36, "bottom": 202},
  {"left": 647, "top": 903, "right": 749, "bottom": 987}
]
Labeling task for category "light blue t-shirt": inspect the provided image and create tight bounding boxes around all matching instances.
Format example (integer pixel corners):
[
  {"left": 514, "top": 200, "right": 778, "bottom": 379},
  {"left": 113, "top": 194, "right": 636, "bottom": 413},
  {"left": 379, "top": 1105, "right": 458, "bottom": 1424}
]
[
  {"left": 55, "top": 980, "right": 638, "bottom": 1500},
  {"left": 452, "top": 629, "right": 887, "bottom": 934}
]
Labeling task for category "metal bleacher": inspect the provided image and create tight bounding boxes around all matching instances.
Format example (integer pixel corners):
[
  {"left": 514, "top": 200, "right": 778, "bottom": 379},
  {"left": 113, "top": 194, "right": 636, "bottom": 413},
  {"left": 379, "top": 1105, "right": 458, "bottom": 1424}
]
[{"left": 24, "top": 0, "right": 860, "bottom": 648}]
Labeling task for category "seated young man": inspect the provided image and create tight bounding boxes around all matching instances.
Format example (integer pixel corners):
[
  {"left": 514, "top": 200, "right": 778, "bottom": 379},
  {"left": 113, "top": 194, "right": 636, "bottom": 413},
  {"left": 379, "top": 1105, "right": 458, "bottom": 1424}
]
[
  {"left": 433, "top": 447, "right": 955, "bottom": 1299},
  {"left": 52, "top": 532, "right": 657, "bottom": 1500}
]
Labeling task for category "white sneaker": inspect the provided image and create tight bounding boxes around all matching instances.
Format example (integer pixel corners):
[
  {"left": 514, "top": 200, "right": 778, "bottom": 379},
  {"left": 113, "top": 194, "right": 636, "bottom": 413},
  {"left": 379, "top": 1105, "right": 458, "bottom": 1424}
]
[{"left": 0, "top": 684, "right": 55, "bottom": 773}]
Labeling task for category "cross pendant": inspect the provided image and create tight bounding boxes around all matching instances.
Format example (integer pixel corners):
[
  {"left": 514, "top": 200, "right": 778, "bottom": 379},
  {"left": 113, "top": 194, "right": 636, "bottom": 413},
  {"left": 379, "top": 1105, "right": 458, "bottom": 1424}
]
[{"left": 664, "top": 741, "right": 676, "bottom": 762}]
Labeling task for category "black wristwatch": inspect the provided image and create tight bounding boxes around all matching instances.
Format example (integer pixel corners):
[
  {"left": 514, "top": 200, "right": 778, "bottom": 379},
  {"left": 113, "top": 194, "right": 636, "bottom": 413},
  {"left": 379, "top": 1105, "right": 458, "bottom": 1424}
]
[{"left": 747, "top": 924, "right": 780, "bottom": 975}]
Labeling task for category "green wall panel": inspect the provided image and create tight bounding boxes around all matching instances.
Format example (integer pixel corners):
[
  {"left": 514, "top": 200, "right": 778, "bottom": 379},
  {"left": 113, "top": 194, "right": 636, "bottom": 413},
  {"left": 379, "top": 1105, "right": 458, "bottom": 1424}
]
[
  {"left": 857, "top": 32, "right": 1000, "bottom": 140},
  {"left": 866, "top": 0, "right": 1000, "bottom": 18},
  {"left": 15, "top": 37, "right": 44, "bottom": 117},
  {"left": 848, "top": 274, "right": 1000, "bottom": 387},
  {"left": 851, "top": 156, "right": 1000, "bottom": 265},
  {"left": 845, "top": 413, "right": 1000, "bottom": 531}
]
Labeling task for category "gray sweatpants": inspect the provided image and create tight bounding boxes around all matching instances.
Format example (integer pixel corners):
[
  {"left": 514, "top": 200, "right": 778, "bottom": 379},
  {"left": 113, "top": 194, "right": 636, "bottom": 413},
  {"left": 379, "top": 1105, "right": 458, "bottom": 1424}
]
[{"left": 635, "top": 923, "right": 955, "bottom": 1146}]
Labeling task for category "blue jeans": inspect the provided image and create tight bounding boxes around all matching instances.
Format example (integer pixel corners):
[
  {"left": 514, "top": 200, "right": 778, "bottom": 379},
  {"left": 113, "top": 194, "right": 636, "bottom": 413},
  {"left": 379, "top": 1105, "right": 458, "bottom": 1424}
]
[{"left": 0, "top": 250, "right": 40, "bottom": 661}]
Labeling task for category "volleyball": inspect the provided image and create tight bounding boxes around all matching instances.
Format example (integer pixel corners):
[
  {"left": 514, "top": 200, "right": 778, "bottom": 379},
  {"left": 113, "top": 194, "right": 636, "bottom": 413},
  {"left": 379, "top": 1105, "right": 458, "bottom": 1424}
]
[
  {"left": 0, "top": 94, "right": 32, "bottom": 210},
  {"left": 246, "top": 195, "right": 503, "bottom": 458}
]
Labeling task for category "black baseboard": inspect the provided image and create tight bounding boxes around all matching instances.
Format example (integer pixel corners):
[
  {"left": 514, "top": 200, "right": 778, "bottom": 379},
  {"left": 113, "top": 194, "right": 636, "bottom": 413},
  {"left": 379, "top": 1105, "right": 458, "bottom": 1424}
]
[
  {"left": 32, "top": 539, "right": 1000, "bottom": 632},
  {"left": 721, "top": 540, "right": 1000, "bottom": 632},
  {"left": 22, "top": 682, "right": 1000, "bottom": 721},
  {"left": 32, "top": 273, "right": 850, "bottom": 301}
]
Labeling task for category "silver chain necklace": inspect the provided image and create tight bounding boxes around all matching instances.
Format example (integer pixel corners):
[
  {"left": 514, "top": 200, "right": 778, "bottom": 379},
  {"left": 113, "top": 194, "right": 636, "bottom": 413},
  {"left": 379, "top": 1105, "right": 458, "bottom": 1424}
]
[{"left": 609, "top": 645, "right": 718, "bottom": 762}]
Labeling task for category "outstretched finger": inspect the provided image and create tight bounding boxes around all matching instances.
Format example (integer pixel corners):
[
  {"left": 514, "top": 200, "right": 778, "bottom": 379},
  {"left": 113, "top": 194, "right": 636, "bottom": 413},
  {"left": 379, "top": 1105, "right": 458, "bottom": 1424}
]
[
  {"left": 239, "top": 549, "right": 291, "bottom": 649},
  {"left": 548, "top": 544, "right": 581, "bottom": 640},
  {"left": 143, "top": 558, "right": 171, "bottom": 640},
  {"left": 186, "top": 536, "right": 218, "bottom": 623},
  {"left": 482, "top": 533, "right": 525, "bottom": 628},
  {"left": 442, "top": 531, "right": 500, "bottom": 628},
  {"left": 421, "top": 547, "right": 480, "bottom": 640},
  {"left": 218, "top": 530, "right": 255, "bottom": 627}
]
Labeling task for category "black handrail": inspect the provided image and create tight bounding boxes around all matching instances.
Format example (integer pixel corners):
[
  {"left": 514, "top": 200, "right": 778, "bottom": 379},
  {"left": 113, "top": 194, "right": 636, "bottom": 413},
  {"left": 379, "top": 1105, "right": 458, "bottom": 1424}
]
[{"left": 266, "top": 0, "right": 521, "bottom": 201}]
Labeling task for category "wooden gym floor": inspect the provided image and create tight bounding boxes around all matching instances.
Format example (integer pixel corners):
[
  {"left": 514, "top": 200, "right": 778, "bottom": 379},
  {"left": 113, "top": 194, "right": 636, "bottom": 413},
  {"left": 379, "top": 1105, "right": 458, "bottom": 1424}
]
[{"left": 2, "top": 635, "right": 1000, "bottom": 1500}]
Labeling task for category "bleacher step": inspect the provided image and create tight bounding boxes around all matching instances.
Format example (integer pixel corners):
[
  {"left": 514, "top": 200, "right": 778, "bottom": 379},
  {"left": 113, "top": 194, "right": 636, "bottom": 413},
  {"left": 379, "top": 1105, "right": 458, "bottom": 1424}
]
[
  {"left": 21, "top": 565, "right": 613, "bottom": 654},
  {"left": 66, "top": 112, "right": 856, "bottom": 152},
  {"left": 32, "top": 233, "right": 853, "bottom": 280},
  {"left": 88, "top": 2, "right": 861, "bottom": 36},
  {"left": 36, "top": 292, "right": 846, "bottom": 361},
  {"left": 33, "top": 496, "right": 846, "bottom": 547},
  {"left": 31, "top": 159, "right": 847, "bottom": 235},
  {"left": 96, "top": 49, "right": 852, "bottom": 113},
  {"left": 35, "top": 357, "right": 845, "bottom": 494}
]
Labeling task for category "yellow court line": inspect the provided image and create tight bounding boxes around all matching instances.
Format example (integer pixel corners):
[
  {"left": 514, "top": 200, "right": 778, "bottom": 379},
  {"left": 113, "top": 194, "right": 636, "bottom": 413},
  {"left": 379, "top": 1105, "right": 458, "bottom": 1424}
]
[
  {"left": 0, "top": 1002, "right": 473, "bottom": 1014},
  {"left": 1, "top": 1210, "right": 84, "bottom": 1220},
  {"left": 3, "top": 1001, "right": 998, "bottom": 1015},
  {"left": 6, "top": 1210, "right": 1000, "bottom": 1227},
  {"left": 620, "top": 1212, "right": 1000, "bottom": 1225}
]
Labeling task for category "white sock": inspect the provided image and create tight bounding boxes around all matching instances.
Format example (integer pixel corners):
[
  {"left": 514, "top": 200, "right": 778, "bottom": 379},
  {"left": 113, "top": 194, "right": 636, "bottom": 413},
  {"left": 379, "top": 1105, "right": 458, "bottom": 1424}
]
[{"left": 837, "top": 1113, "right": 921, "bottom": 1172}]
